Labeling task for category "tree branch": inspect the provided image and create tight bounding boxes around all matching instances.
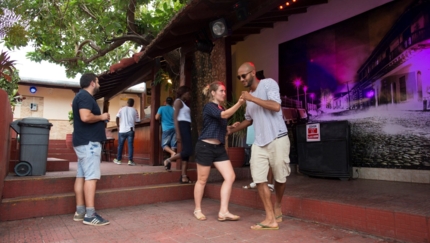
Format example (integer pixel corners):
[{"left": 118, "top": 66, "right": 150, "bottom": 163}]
[
  {"left": 79, "top": 4, "right": 97, "bottom": 20},
  {"left": 50, "top": 39, "right": 126, "bottom": 64},
  {"left": 107, "top": 34, "right": 152, "bottom": 45},
  {"left": 127, "top": 0, "right": 138, "bottom": 34}
]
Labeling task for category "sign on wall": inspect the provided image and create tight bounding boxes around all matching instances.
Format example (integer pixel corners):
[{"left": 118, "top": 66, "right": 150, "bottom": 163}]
[{"left": 306, "top": 123, "right": 320, "bottom": 142}]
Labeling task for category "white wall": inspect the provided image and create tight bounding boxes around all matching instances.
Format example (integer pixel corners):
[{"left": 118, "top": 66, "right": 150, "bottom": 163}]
[{"left": 231, "top": 0, "right": 393, "bottom": 94}]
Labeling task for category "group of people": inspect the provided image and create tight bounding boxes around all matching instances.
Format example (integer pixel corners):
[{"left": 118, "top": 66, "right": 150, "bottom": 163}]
[{"left": 71, "top": 62, "right": 291, "bottom": 230}]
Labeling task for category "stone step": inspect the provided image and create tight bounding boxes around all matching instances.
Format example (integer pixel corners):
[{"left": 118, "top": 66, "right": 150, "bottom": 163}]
[
  {"left": 0, "top": 183, "right": 194, "bottom": 221},
  {"left": 9, "top": 158, "right": 70, "bottom": 173},
  {"left": 47, "top": 153, "right": 77, "bottom": 162},
  {"left": 2, "top": 170, "right": 196, "bottom": 199},
  {"left": 206, "top": 178, "right": 428, "bottom": 243},
  {"left": 48, "top": 148, "right": 75, "bottom": 153}
]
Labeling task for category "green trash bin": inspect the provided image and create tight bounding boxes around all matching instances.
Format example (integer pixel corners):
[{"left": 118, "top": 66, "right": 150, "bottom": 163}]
[{"left": 10, "top": 117, "right": 53, "bottom": 176}]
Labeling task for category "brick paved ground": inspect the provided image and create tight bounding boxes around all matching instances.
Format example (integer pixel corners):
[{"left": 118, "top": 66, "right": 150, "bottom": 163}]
[{"left": 0, "top": 199, "right": 395, "bottom": 243}]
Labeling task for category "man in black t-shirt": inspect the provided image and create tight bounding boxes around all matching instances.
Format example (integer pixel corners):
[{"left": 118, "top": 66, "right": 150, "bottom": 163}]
[{"left": 71, "top": 73, "right": 110, "bottom": 226}]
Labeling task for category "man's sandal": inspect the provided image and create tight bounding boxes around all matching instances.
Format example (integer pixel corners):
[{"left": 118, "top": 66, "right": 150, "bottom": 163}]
[{"left": 242, "top": 182, "right": 256, "bottom": 189}]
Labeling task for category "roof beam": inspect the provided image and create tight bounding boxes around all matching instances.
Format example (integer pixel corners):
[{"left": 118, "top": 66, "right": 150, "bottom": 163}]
[
  {"left": 99, "top": 59, "right": 154, "bottom": 100},
  {"left": 242, "top": 23, "right": 274, "bottom": 28},
  {"left": 259, "top": 7, "right": 307, "bottom": 19}
]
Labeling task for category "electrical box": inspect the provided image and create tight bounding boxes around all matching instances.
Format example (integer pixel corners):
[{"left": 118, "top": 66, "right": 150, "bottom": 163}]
[{"left": 30, "top": 103, "right": 38, "bottom": 111}]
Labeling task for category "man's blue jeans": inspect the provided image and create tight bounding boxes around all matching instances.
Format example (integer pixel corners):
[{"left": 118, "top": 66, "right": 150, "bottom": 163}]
[{"left": 116, "top": 131, "right": 135, "bottom": 161}]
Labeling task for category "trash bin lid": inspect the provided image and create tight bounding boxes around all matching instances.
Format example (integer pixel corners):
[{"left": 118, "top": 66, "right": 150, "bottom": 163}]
[
  {"left": 19, "top": 117, "right": 51, "bottom": 125},
  {"left": 19, "top": 117, "right": 53, "bottom": 128}
]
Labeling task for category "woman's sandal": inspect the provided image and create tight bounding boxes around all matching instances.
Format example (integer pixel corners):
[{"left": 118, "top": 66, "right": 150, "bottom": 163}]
[
  {"left": 276, "top": 214, "right": 283, "bottom": 222},
  {"left": 218, "top": 212, "right": 240, "bottom": 221},
  {"left": 193, "top": 210, "right": 206, "bottom": 221},
  {"left": 179, "top": 175, "right": 193, "bottom": 184},
  {"left": 164, "top": 158, "right": 171, "bottom": 171}
]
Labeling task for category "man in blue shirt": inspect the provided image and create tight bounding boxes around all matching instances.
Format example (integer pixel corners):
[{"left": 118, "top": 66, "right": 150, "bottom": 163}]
[{"left": 155, "top": 97, "right": 177, "bottom": 158}]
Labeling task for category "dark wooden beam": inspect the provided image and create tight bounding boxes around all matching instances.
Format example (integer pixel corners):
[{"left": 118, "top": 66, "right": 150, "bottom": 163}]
[
  {"left": 232, "top": 0, "right": 286, "bottom": 31},
  {"left": 242, "top": 23, "right": 274, "bottom": 28},
  {"left": 260, "top": 7, "right": 307, "bottom": 19},
  {"left": 230, "top": 36, "right": 245, "bottom": 43},
  {"left": 280, "top": 0, "right": 328, "bottom": 10},
  {"left": 254, "top": 16, "right": 289, "bottom": 22},
  {"left": 154, "top": 34, "right": 196, "bottom": 50},
  {"left": 232, "top": 29, "right": 261, "bottom": 35},
  {"left": 102, "top": 60, "right": 154, "bottom": 100}
]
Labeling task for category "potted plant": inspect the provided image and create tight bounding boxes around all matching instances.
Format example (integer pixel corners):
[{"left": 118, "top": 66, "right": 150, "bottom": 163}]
[
  {"left": 226, "top": 97, "right": 247, "bottom": 167},
  {"left": 65, "top": 110, "right": 73, "bottom": 148}
]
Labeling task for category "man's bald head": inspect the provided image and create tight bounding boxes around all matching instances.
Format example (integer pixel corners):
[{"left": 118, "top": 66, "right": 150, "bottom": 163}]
[{"left": 238, "top": 62, "right": 255, "bottom": 73}]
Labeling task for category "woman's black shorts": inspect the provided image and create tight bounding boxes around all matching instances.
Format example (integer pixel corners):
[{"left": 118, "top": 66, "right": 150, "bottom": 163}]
[{"left": 194, "top": 140, "right": 229, "bottom": 166}]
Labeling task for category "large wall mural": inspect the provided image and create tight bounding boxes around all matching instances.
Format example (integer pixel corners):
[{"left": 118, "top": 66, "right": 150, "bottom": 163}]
[{"left": 279, "top": 0, "right": 430, "bottom": 170}]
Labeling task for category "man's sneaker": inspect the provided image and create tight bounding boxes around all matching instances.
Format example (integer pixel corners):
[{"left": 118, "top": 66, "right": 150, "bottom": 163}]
[
  {"left": 73, "top": 212, "right": 85, "bottom": 221},
  {"left": 83, "top": 213, "right": 110, "bottom": 226},
  {"left": 128, "top": 161, "right": 136, "bottom": 166},
  {"left": 113, "top": 159, "right": 122, "bottom": 165},
  {"left": 268, "top": 184, "right": 275, "bottom": 192}
]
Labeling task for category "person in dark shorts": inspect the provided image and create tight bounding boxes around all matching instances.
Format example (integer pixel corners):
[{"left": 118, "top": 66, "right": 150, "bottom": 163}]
[
  {"left": 193, "top": 81, "right": 245, "bottom": 221},
  {"left": 163, "top": 86, "right": 193, "bottom": 183}
]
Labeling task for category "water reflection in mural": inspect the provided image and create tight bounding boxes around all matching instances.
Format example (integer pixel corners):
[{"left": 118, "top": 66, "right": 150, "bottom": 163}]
[{"left": 279, "top": 0, "right": 430, "bottom": 170}]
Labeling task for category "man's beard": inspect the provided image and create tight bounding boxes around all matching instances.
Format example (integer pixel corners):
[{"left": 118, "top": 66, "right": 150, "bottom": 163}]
[
  {"left": 244, "top": 78, "right": 253, "bottom": 88},
  {"left": 94, "top": 86, "right": 100, "bottom": 94}
]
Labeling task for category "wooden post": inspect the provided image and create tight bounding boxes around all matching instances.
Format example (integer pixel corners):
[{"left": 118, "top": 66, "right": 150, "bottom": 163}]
[
  {"left": 149, "top": 59, "right": 161, "bottom": 166},
  {"left": 137, "top": 93, "right": 144, "bottom": 120},
  {"left": 102, "top": 99, "right": 109, "bottom": 128}
]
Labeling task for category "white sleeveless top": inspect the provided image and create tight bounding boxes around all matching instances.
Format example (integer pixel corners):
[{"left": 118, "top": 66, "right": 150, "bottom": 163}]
[{"left": 176, "top": 99, "right": 191, "bottom": 122}]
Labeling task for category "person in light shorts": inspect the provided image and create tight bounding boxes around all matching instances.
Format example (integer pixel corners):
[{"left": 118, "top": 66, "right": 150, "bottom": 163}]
[
  {"left": 229, "top": 62, "right": 290, "bottom": 230},
  {"left": 71, "top": 73, "right": 110, "bottom": 226}
]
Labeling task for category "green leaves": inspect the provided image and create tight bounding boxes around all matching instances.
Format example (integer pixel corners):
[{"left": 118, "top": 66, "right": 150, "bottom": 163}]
[
  {"left": 0, "top": 51, "right": 19, "bottom": 108},
  {"left": 1, "top": 0, "right": 188, "bottom": 78},
  {"left": 0, "top": 51, "right": 16, "bottom": 82}
]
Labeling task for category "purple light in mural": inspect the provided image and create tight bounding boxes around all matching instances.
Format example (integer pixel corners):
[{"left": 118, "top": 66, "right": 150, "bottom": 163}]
[{"left": 366, "top": 90, "right": 375, "bottom": 98}]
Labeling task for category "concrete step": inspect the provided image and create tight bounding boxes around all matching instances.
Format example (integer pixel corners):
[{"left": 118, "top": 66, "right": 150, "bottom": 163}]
[
  {"left": 47, "top": 153, "right": 77, "bottom": 162},
  {"left": 48, "top": 148, "right": 75, "bottom": 153},
  {"left": 9, "top": 158, "right": 70, "bottom": 173},
  {"left": 0, "top": 183, "right": 194, "bottom": 221},
  {"left": 2, "top": 170, "right": 196, "bottom": 199},
  {"left": 47, "top": 143, "right": 68, "bottom": 149},
  {"left": 48, "top": 139, "right": 67, "bottom": 144},
  {"left": 205, "top": 179, "right": 428, "bottom": 243}
]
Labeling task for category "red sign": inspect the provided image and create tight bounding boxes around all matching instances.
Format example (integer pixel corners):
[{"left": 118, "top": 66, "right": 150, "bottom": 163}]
[{"left": 306, "top": 123, "right": 320, "bottom": 142}]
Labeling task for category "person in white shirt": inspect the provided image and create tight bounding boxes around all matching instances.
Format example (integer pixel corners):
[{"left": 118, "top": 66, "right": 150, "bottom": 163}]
[
  {"left": 113, "top": 98, "right": 141, "bottom": 166},
  {"left": 229, "top": 62, "right": 290, "bottom": 230}
]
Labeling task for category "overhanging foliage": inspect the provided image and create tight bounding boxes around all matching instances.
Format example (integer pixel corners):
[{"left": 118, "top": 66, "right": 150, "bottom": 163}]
[{"left": 0, "top": 0, "right": 188, "bottom": 78}]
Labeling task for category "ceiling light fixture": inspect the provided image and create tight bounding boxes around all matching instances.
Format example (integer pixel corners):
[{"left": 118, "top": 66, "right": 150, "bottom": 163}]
[{"left": 209, "top": 18, "right": 228, "bottom": 39}]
